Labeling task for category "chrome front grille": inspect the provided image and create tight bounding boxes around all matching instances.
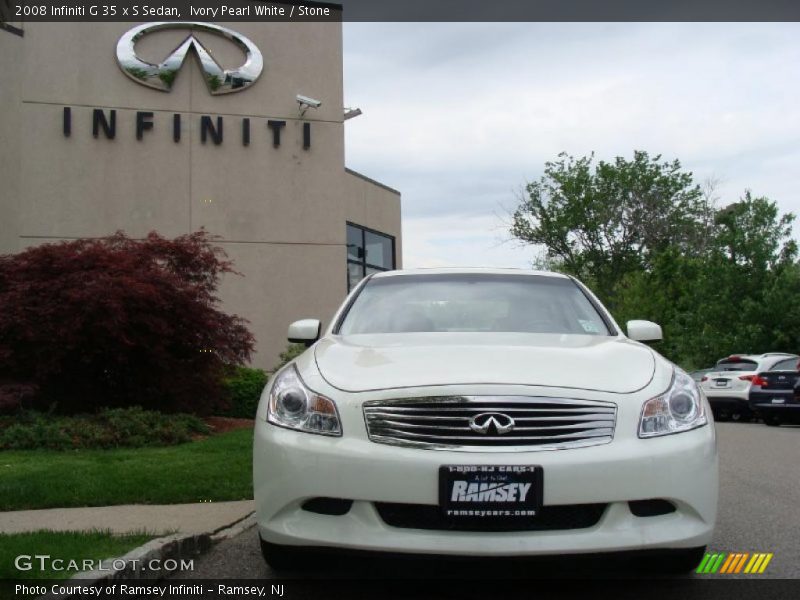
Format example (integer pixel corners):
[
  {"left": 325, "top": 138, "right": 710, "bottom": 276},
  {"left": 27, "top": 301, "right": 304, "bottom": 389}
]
[{"left": 363, "top": 396, "right": 616, "bottom": 451}]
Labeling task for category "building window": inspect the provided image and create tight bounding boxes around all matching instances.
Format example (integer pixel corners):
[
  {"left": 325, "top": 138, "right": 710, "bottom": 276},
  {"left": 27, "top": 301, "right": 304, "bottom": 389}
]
[{"left": 347, "top": 222, "right": 395, "bottom": 291}]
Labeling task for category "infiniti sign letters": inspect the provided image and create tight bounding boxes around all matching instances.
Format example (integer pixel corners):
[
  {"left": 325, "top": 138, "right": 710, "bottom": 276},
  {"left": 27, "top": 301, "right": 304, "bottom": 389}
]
[{"left": 60, "top": 23, "right": 313, "bottom": 148}]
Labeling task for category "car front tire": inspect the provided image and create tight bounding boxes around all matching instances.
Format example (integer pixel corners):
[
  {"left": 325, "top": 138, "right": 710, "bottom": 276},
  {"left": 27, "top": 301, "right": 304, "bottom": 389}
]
[{"left": 763, "top": 415, "right": 781, "bottom": 427}]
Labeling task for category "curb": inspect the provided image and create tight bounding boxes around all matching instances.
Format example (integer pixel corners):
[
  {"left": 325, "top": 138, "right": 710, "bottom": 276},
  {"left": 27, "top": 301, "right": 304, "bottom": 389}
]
[
  {"left": 70, "top": 532, "right": 212, "bottom": 583},
  {"left": 74, "top": 512, "right": 257, "bottom": 582},
  {"left": 210, "top": 512, "right": 257, "bottom": 544},
  {"left": 48, "top": 512, "right": 257, "bottom": 593}
]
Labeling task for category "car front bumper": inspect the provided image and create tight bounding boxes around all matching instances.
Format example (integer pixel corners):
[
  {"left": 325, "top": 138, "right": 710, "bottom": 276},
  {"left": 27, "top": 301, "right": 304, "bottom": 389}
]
[{"left": 253, "top": 419, "right": 718, "bottom": 557}]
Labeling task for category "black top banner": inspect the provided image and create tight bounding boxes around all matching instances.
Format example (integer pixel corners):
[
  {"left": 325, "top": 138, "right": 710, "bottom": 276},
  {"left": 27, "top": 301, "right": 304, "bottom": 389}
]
[{"left": 4, "top": 0, "right": 800, "bottom": 22}]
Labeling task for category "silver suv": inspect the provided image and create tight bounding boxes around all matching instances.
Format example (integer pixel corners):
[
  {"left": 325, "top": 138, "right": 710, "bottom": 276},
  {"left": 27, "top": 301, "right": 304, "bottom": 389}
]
[{"left": 700, "top": 353, "right": 799, "bottom": 421}]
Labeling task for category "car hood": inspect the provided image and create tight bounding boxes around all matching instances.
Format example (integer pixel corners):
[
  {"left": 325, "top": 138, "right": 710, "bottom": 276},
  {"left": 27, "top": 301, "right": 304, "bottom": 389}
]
[{"left": 314, "top": 333, "right": 655, "bottom": 394}]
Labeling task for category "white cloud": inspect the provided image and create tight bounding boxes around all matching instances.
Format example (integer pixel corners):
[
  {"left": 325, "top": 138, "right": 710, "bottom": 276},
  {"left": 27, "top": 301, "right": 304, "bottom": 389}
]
[
  {"left": 343, "top": 23, "right": 800, "bottom": 268},
  {"left": 402, "top": 213, "right": 533, "bottom": 270}
]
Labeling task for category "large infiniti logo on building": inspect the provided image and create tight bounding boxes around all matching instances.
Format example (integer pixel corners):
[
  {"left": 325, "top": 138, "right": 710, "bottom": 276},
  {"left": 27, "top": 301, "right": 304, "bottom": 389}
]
[
  {"left": 116, "top": 22, "right": 263, "bottom": 95},
  {"left": 468, "top": 413, "right": 515, "bottom": 435}
]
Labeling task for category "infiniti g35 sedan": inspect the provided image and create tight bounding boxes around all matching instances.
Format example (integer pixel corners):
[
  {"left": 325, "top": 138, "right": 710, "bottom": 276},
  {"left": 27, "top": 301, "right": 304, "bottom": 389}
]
[{"left": 253, "top": 269, "right": 718, "bottom": 572}]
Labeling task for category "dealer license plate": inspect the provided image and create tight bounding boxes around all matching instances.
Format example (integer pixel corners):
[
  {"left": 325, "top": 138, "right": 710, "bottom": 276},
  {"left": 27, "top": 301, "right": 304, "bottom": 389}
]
[
  {"left": 439, "top": 465, "right": 543, "bottom": 518},
  {"left": 772, "top": 398, "right": 786, "bottom": 404}
]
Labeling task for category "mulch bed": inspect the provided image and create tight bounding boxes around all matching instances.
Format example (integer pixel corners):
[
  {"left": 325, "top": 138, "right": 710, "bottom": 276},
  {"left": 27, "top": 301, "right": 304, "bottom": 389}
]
[{"left": 204, "top": 416, "right": 254, "bottom": 435}]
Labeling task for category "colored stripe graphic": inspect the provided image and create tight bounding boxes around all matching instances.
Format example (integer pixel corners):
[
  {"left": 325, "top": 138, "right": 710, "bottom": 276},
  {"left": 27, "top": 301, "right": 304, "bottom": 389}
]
[
  {"left": 745, "top": 553, "right": 774, "bottom": 574},
  {"left": 719, "top": 553, "right": 736, "bottom": 573},
  {"left": 697, "top": 552, "right": 773, "bottom": 575},
  {"left": 758, "top": 553, "right": 773, "bottom": 573},
  {"left": 711, "top": 553, "right": 726, "bottom": 573},
  {"left": 723, "top": 553, "right": 735, "bottom": 573},
  {"left": 697, "top": 553, "right": 727, "bottom": 574},
  {"left": 696, "top": 553, "right": 713, "bottom": 573},
  {"left": 744, "top": 554, "right": 760, "bottom": 574},
  {"left": 733, "top": 553, "right": 749, "bottom": 573}
]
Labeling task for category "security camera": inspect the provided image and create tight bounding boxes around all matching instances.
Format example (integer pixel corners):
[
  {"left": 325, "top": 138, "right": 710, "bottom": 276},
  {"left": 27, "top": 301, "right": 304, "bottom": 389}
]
[{"left": 296, "top": 94, "right": 322, "bottom": 113}]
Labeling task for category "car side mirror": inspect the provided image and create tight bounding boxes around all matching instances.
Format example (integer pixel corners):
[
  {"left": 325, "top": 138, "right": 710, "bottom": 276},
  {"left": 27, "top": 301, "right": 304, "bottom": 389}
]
[
  {"left": 288, "top": 319, "right": 321, "bottom": 346},
  {"left": 627, "top": 320, "right": 663, "bottom": 343}
]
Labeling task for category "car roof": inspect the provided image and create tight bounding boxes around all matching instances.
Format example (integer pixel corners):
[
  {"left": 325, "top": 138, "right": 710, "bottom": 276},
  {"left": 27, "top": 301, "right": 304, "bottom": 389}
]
[
  {"left": 371, "top": 268, "right": 570, "bottom": 279},
  {"left": 717, "top": 353, "right": 798, "bottom": 363}
]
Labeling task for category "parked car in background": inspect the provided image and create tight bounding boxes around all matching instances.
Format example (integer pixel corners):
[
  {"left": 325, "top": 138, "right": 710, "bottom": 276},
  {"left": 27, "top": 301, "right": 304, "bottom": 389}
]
[
  {"left": 748, "top": 356, "right": 800, "bottom": 426},
  {"left": 254, "top": 269, "right": 717, "bottom": 573},
  {"left": 690, "top": 369, "right": 713, "bottom": 383},
  {"left": 700, "top": 353, "right": 799, "bottom": 422}
]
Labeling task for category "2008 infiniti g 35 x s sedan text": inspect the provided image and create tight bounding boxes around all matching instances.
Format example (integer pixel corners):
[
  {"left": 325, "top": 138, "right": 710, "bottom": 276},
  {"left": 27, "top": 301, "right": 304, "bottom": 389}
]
[{"left": 253, "top": 269, "right": 718, "bottom": 572}]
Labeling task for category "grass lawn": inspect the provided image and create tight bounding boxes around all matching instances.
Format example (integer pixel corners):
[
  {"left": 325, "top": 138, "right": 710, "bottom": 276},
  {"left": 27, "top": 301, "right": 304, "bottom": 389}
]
[
  {"left": 0, "top": 530, "right": 154, "bottom": 579},
  {"left": 0, "top": 428, "right": 253, "bottom": 511}
]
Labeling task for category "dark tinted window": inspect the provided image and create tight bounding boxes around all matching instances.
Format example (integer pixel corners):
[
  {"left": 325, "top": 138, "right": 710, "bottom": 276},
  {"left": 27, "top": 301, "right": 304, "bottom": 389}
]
[
  {"left": 365, "top": 231, "right": 393, "bottom": 267},
  {"left": 346, "top": 225, "right": 363, "bottom": 261},
  {"left": 346, "top": 223, "right": 395, "bottom": 291},
  {"left": 339, "top": 273, "right": 611, "bottom": 335},
  {"left": 771, "top": 358, "right": 799, "bottom": 372},
  {"left": 715, "top": 358, "right": 758, "bottom": 371}
]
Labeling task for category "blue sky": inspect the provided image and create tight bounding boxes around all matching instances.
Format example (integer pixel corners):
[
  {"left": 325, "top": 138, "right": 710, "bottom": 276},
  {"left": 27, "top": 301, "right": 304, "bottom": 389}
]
[{"left": 342, "top": 23, "right": 800, "bottom": 268}]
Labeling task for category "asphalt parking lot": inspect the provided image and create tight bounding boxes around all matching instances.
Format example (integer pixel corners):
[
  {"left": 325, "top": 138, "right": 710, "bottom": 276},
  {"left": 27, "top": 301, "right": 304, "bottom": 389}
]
[{"left": 172, "top": 422, "right": 799, "bottom": 581}]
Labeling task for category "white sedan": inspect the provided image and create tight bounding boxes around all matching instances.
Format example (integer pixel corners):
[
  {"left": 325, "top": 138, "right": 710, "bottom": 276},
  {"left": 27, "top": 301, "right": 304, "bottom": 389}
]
[{"left": 253, "top": 268, "right": 717, "bottom": 572}]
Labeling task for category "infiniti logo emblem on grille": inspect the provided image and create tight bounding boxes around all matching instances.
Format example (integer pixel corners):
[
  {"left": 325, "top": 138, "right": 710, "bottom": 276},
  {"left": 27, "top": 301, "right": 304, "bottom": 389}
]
[{"left": 469, "top": 413, "right": 515, "bottom": 435}]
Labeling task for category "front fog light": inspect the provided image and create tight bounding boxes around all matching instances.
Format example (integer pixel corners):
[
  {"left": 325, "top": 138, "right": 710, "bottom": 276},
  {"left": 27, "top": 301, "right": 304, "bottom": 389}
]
[
  {"left": 639, "top": 368, "right": 707, "bottom": 438},
  {"left": 268, "top": 366, "right": 341, "bottom": 436}
]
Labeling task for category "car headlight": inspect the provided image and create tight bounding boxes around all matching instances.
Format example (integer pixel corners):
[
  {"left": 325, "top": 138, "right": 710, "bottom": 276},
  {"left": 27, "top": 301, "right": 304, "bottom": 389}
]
[
  {"left": 639, "top": 367, "right": 708, "bottom": 438},
  {"left": 267, "top": 366, "right": 341, "bottom": 436}
]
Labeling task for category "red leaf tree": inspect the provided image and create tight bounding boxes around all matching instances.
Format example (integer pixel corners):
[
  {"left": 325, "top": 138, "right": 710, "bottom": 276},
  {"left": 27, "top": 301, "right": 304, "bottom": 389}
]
[{"left": 0, "top": 231, "right": 254, "bottom": 415}]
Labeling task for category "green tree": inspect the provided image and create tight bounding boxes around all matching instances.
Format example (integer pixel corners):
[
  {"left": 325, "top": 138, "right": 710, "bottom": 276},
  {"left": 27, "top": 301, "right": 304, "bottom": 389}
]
[
  {"left": 511, "top": 151, "right": 712, "bottom": 305},
  {"left": 712, "top": 191, "right": 797, "bottom": 271},
  {"left": 613, "top": 195, "right": 798, "bottom": 367},
  {"left": 513, "top": 151, "right": 799, "bottom": 368}
]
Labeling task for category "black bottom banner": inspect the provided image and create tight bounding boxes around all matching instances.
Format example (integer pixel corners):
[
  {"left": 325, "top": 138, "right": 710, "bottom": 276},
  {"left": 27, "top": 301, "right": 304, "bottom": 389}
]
[{"left": 3, "top": 579, "right": 800, "bottom": 600}]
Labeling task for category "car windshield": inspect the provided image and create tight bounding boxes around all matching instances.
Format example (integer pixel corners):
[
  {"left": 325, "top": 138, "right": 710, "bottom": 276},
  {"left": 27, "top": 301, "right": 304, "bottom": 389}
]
[{"left": 338, "top": 273, "right": 612, "bottom": 335}]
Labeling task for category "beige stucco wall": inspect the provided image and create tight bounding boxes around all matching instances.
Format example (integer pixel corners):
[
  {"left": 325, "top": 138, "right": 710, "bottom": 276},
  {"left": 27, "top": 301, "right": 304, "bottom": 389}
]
[
  {"left": 0, "top": 18, "right": 401, "bottom": 368},
  {"left": 0, "top": 26, "right": 23, "bottom": 254}
]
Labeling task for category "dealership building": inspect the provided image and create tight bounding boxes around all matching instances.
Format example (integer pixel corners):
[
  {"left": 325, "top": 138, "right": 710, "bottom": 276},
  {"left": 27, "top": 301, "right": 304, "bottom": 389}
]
[{"left": 0, "top": 8, "right": 402, "bottom": 367}]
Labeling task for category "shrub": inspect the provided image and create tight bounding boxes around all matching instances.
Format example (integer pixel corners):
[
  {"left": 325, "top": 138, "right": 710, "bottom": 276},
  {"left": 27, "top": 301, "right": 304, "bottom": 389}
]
[
  {"left": 274, "top": 343, "right": 307, "bottom": 371},
  {"left": 218, "top": 343, "right": 307, "bottom": 418},
  {"left": 0, "top": 382, "right": 37, "bottom": 414},
  {"left": 0, "top": 231, "right": 254, "bottom": 415},
  {"left": 220, "top": 367, "right": 268, "bottom": 418},
  {"left": 0, "top": 407, "right": 210, "bottom": 450}
]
